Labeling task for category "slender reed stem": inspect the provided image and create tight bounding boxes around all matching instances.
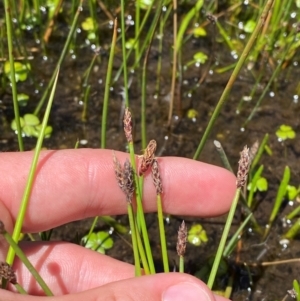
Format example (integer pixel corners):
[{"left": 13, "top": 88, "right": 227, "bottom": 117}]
[
  {"left": 6, "top": 69, "right": 60, "bottom": 265},
  {"left": 1, "top": 222, "right": 53, "bottom": 296},
  {"left": 127, "top": 203, "right": 141, "bottom": 276},
  {"left": 207, "top": 188, "right": 241, "bottom": 289},
  {"left": 4, "top": 0, "right": 24, "bottom": 151},
  {"left": 157, "top": 194, "right": 169, "bottom": 272},
  {"left": 34, "top": 0, "right": 83, "bottom": 115},
  {"left": 101, "top": 18, "right": 117, "bottom": 148},
  {"left": 120, "top": 0, "right": 129, "bottom": 107},
  {"left": 193, "top": 0, "right": 275, "bottom": 160}
]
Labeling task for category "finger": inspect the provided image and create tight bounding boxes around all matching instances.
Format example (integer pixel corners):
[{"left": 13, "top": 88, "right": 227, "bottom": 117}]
[
  {"left": 0, "top": 149, "right": 236, "bottom": 232},
  {"left": 11, "top": 242, "right": 134, "bottom": 295},
  {"left": 2, "top": 272, "right": 230, "bottom": 301}
]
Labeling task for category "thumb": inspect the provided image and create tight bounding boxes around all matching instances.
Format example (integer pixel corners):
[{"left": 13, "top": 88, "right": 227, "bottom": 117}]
[{"left": 1, "top": 273, "right": 230, "bottom": 301}]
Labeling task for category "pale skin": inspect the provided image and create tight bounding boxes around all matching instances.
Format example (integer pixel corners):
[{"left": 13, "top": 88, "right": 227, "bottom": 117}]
[{"left": 0, "top": 149, "right": 236, "bottom": 301}]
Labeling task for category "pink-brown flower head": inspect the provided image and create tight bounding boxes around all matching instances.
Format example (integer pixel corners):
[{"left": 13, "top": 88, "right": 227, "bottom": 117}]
[
  {"left": 139, "top": 139, "right": 157, "bottom": 176},
  {"left": 176, "top": 221, "right": 187, "bottom": 257},
  {"left": 0, "top": 262, "right": 17, "bottom": 285},
  {"left": 236, "top": 145, "right": 250, "bottom": 188},
  {"left": 123, "top": 107, "right": 133, "bottom": 143},
  {"left": 151, "top": 159, "right": 163, "bottom": 195}
]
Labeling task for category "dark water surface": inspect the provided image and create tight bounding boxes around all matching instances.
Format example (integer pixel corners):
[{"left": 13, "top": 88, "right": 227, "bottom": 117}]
[{"left": 1, "top": 3, "right": 300, "bottom": 300}]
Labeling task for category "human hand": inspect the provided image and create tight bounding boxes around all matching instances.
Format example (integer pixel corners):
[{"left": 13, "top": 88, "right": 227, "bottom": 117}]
[{"left": 0, "top": 149, "right": 236, "bottom": 301}]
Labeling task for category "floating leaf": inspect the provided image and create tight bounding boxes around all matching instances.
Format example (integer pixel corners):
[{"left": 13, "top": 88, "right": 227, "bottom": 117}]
[
  {"left": 136, "top": 0, "right": 154, "bottom": 10},
  {"left": 276, "top": 124, "right": 296, "bottom": 141},
  {"left": 287, "top": 185, "right": 300, "bottom": 201},
  {"left": 187, "top": 224, "right": 208, "bottom": 246},
  {"left": 193, "top": 52, "right": 208, "bottom": 64},
  {"left": 193, "top": 27, "right": 206, "bottom": 37},
  {"left": 4, "top": 61, "right": 31, "bottom": 82},
  {"left": 244, "top": 20, "right": 256, "bottom": 33},
  {"left": 187, "top": 109, "right": 198, "bottom": 119},
  {"left": 23, "top": 114, "right": 40, "bottom": 126},
  {"left": 125, "top": 38, "right": 136, "bottom": 50},
  {"left": 82, "top": 231, "right": 114, "bottom": 254},
  {"left": 17, "top": 93, "right": 29, "bottom": 106},
  {"left": 81, "top": 17, "right": 94, "bottom": 31},
  {"left": 248, "top": 176, "right": 268, "bottom": 192}
]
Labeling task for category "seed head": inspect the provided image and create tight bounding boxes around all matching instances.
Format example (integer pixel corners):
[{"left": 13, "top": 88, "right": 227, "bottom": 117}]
[
  {"left": 123, "top": 159, "right": 134, "bottom": 203},
  {"left": 176, "top": 221, "right": 187, "bottom": 257},
  {"left": 123, "top": 107, "right": 133, "bottom": 143},
  {"left": 151, "top": 159, "right": 163, "bottom": 195},
  {"left": 139, "top": 140, "right": 157, "bottom": 176},
  {"left": 0, "top": 262, "right": 17, "bottom": 285},
  {"left": 236, "top": 145, "right": 250, "bottom": 188}
]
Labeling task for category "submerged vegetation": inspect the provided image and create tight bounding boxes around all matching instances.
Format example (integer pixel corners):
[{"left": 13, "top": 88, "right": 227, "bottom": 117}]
[{"left": 1, "top": 0, "right": 300, "bottom": 300}]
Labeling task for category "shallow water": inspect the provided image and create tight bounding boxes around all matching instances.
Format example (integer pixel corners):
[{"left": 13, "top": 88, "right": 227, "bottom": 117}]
[{"left": 1, "top": 2, "right": 300, "bottom": 300}]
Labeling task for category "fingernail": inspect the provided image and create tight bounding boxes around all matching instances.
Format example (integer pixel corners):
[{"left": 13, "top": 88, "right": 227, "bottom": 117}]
[{"left": 162, "top": 282, "right": 213, "bottom": 301}]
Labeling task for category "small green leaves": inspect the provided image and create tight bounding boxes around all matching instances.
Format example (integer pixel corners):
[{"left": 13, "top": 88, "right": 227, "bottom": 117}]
[
  {"left": 287, "top": 185, "right": 300, "bottom": 201},
  {"left": 81, "top": 17, "right": 94, "bottom": 31},
  {"left": 244, "top": 20, "right": 256, "bottom": 33},
  {"left": 193, "top": 27, "right": 207, "bottom": 37},
  {"left": 247, "top": 176, "right": 268, "bottom": 192},
  {"left": 193, "top": 52, "right": 208, "bottom": 64},
  {"left": 17, "top": 93, "right": 30, "bottom": 106},
  {"left": 125, "top": 38, "right": 136, "bottom": 50},
  {"left": 11, "top": 114, "right": 53, "bottom": 138},
  {"left": 4, "top": 61, "right": 31, "bottom": 82},
  {"left": 276, "top": 124, "right": 296, "bottom": 141},
  {"left": 187, "top": 224, "right": 208, "bottom": 246},
  {"left": 81, "top": 231, "right": 114, "bottom": 254},
  {"left": 136, "top": 0, "right": 154, "bottom": 10}
]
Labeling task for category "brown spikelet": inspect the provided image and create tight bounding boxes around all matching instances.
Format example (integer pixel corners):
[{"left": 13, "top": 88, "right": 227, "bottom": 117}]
[
  {"left": 113, "top": 151, "right": 125, "bottom": 192},
  {"left": 236, "top": 145, "right": 250, "bottom": 188},
  {"left": 113, "top": 152, "right": 134, "bottom": 203},
  {"left": 176, "top": 221, "right": 187, "bottom": 257},
  {"left": 139, "top": 139, "right": 157, "bottom": 176},
  {"left": 123, "top": 159, "right": 134, "bottom": 203},
  {"left": 151, "top": 159, "right": 163, "bottom": 195},
  {"left": 0, "top": 262, "right": 17, "bottom": 285},
  {"left": 123, "top": 107, "right": 133, "bottom": 143}
]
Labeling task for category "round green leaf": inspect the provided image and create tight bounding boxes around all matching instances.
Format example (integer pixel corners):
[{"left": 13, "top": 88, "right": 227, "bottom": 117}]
[
  {"left": 81, "top": 17, "right": 94, "bottom": 31},
  {"left": 82, "top": 231, "right": 114, "bottom": 254},
  {"left": 11, "top": 117, "right": 25, "bottom": 131},
  {"left": 193, "top": 27, "right": 207, "bottom": 37},
  {"left": 244, "top": 20, "right": 256, "bottom": 33},
  {"left": 17, "top": 93, "right": 29, "bottom": 106},
  {"left": 276, "top": 124, "right": 296, "bottom": 140},
  {"left": 193, "top": 52, "right": 208, "bottom": 64},
  {"left": 188, "top": 224, "right": 208, "bottom": 246},
  {"left": 256, "top": 177, "right": 268, "bottom": 192},
  {"left": 24, "top": 114, "right": 40, "bottom": 126}
]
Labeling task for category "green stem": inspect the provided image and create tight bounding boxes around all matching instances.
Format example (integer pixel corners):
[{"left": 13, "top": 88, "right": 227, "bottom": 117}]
[
  {"left": 207, "top": 188, "right": 241, "bottom": 289},
  {"left": 3, "top": 230, "right": 53, "bottom": 296},
  {"left": 193, "top": 0, "right": 275, "bottom": 160},
  {"left": 33, "top": 0, "right": 83, "bottom": 115},
  {"left": 127, "top": 203, "right": 141, "bottom": 276},
  {"left": 6, "top": 69, "right": 60, "bottom": 265},
  {"left": 4, "top": 0, "right": 24, "bottom": 151},
  {"left": 101, "top": 18, "right": 117, "bottom": 148},
  {"left": 157, "top": 194, "right": 169, "bottom": 272},
  {"left": 179, "top": 256, "right": 184, "bottom": 273},
  {"left": 128, "top": 142, "right": 155, "bottom": 274}
]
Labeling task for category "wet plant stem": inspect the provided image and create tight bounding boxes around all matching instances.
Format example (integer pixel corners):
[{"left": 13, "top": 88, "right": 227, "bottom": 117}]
[
  {"left": 2, "top": 227, "right": 53, "bottom": 295},
  {"left": 4, "top": 0, "right": 24, "bottom": 152},
  {"left": 157, "top": 194, "right": 169, "bottom": 272},
  {"left": 128, "top": 142, "right": 155, "bottom": 274},
  {"left": 33, "top": 0, "right": 83, "bottom": 116},
  {"left": 6, "top": 69, "right": 60, "bottom": 265},
  {"left": 135, "top": 221, "right": 150, "bottom": 275},
  {"left": 101, "top": 18, "right": 117, "bottom": 148},
  {"left": 193, "top": 0, "right": 275, "bottom": 160},
  {"left": 120, "top": 0, "right": 129, "bottom": 107},
  {"left": 213, "top": 140, "right": 233, "bottom": 173},
  {"left": 179, "top": 256, "right": 184, "bottom": 273},
  {"left": 127, "top": 203, "right": 141, "bottom": 276},
  {"left": 207, "top": 187, "right": 241, "bottom": 289}
]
